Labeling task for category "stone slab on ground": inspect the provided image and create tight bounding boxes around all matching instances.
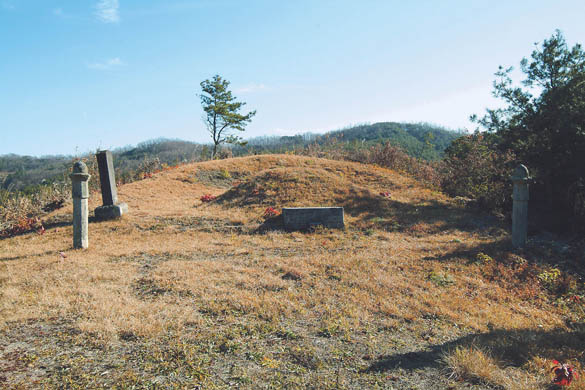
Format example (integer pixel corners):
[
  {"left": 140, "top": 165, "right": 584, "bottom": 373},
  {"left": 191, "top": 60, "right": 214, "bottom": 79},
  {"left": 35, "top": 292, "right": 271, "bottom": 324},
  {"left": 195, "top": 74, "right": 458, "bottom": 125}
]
[{"left": 282, "top": 207, "right": 344, "bottom": 230}]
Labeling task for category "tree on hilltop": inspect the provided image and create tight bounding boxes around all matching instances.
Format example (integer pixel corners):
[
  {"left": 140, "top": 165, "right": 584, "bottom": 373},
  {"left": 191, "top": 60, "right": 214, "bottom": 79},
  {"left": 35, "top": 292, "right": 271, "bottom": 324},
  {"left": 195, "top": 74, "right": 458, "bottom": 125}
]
[
  {"left": 199, "top": 75, "right": 256, "bottom": 159},
  {"left": 466, "top": 30, "right": 585, "bottom": 228}
]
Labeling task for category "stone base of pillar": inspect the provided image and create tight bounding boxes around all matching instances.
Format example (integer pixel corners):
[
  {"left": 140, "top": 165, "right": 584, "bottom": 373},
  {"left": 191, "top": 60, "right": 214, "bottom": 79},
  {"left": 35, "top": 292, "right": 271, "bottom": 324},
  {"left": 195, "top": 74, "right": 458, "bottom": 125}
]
[{"left": 95, "top": 203, "right": 128, "bottom": 220}]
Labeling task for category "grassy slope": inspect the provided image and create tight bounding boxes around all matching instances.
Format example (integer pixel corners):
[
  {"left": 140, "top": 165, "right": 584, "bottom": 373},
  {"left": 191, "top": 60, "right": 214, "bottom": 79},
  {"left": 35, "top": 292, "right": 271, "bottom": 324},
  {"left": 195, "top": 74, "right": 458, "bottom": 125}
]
[{"left": 0, "top": 155, "right": 583, "bottom": 389}]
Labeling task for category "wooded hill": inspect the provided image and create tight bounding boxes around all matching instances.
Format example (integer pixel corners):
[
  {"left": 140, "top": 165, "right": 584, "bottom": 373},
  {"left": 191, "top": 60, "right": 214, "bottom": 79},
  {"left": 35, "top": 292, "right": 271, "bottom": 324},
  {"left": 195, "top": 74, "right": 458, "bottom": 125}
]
[
  {"left": 243, "top": 122, "right": 462, "bottom": 161},
  {"left": 0, "top": 122, "right": 462, "bottom": 191}
]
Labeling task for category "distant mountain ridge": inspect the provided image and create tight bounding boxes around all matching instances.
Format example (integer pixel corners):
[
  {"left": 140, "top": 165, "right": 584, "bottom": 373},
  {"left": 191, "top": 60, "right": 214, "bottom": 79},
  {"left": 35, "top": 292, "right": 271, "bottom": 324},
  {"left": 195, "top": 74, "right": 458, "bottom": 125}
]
[
  {"left": 0, "top": 122, "right": 464, "bottom": 191},
  {"left": 322, "top": 122, "right": 461, "bottom": 160},
  {"left": 246, "top": 122, "right": 463, "bottom": 160}
]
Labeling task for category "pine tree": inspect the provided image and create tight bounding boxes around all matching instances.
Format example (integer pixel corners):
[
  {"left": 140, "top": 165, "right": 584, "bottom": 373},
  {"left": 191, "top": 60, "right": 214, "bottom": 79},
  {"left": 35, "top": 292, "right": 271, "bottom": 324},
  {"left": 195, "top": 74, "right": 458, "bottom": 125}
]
[{"left": 199, "top": 75, "right": 256, "bottom": 159}]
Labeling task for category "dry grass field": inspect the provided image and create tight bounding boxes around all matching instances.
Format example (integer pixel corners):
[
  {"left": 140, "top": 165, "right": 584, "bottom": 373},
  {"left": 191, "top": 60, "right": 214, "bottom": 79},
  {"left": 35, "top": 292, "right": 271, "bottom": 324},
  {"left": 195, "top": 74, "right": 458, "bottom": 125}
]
[{"left": 1, "top": 155, "right": 584, "bottom": 389}]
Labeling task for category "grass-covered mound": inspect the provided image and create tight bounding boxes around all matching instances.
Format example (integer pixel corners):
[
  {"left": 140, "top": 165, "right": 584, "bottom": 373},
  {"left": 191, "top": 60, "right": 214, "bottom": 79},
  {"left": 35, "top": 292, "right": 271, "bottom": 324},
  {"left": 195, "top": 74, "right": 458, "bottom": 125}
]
[
  {"left": 216, "top": 167, "right": 386, "bottom": 212},
  {"left": 1, "top": 154, "right": 584, "bottom": 389}
]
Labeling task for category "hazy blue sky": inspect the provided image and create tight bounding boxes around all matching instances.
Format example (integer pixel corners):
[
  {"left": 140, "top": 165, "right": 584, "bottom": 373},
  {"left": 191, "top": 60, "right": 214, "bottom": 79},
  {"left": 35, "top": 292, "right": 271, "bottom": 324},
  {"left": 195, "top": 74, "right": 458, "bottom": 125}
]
[{"left": 1, "top": 0, "right": 585, "bottom": 156}]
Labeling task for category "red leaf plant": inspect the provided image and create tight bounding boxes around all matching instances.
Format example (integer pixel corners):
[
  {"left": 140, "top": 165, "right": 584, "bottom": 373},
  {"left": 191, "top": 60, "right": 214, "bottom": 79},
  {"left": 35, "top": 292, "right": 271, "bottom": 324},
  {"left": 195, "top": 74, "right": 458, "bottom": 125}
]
[
  {"left": 0, "top": 217, "right": 44, "bottom": 238},
  {"left": 263, "top": 207, "right": 280, "bottom": 218},
  {"left": 552, "top": 360, "right": 577, "bottom": 386},
  {"left": 200, "top": 194, "right": 216, "bottom": 203}
]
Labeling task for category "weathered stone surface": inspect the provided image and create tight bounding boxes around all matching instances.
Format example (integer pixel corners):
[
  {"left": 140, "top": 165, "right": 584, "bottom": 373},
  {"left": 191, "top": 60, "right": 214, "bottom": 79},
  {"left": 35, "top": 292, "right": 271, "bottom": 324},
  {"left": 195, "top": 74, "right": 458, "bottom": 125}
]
[
  {"left": 511, "top": 164, "right": 530, "bottom": 248},
  {"left": 95, "top": 203, "right": 128, "bottom": 219},
  {"left": 70, "top": 161, "right": 90, "bottom": 249},
  {"left": 96, "top": 150, "right": 118, "bottom": 206},
  {"left": 95, "top": 150, "right": 128, "bottom": 220},
  {"left": 282, "top": 207, "right": 344, "bottom": 230}
]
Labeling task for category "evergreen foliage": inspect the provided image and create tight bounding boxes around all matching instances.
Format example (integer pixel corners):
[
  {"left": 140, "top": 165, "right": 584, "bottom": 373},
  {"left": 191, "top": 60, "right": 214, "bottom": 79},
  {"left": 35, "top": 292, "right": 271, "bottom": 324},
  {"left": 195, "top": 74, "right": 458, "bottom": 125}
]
[
  {"left": 199, "top": 75, "right": 256, "bottom": 159},
  {"left": 453, "top": 30, "right": 585, "bottom": 229}
]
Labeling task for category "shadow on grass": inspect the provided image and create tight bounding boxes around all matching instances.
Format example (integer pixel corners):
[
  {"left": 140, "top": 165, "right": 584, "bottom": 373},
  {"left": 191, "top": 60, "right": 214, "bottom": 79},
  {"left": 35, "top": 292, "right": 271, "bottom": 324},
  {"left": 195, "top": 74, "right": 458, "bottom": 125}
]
[
  {"left": 254, "top": 214, "right": 285, "bottom": 233},
  {"left": 342, "top": 189, "right": 505, "bottom": 235},
  {"left": 245, "top": 190, "right": 506, "bottom": 237},
  {"left": 366, "top": 326, "right": 585, "bottom": 385},
  {"left": 0, "top": 249, "right": 67, "bottom": 262},
  {"left": 422, "top": 231, "right": 585, "bottom": 280},
  {"left": 211, "top": 166, "right": 507, "bottom": 237},
  {"left": 0, "top": 214, "right": 119, "bottom": 242},
  {"left": 421, "top": 238, "right": 512, "bottom": 263}
]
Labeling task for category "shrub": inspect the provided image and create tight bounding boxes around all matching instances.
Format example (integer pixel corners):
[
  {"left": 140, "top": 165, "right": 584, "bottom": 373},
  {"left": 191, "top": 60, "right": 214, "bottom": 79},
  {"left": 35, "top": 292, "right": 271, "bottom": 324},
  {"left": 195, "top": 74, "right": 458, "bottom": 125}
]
[
  {"left": 263, "top": 207, "right": 280, "bottom": 219},
  {"left": 0, "top": 180, "right": 68, "bottom": 236},
  {"left": 200, "top": 194, "right": 216, "bottom": 203},
  {"left": 302, "top": 139, "right": 441, "bottom": 188},
  {"left": 136, "top": 157, "right": 162, "bottom": 180},
  {"left": 427, "top": 270, "right": 455, "bottom": 287},
  {"left": 473, "top": 31, "right": 585, "bottom": 230},
  {"left": 440, "top": 133, "right": 515, "bottom": 211},
  {"left": 359, "top": 142, "right": 441, "bottom": 187},
  {"left": 220, "top": 168, "right": 232, "bottom": 179}
]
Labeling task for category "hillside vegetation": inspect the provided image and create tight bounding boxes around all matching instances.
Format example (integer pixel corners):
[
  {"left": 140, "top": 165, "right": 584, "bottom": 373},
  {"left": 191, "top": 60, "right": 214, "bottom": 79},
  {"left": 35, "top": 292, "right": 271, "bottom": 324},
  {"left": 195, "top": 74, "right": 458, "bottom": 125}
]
[
  {"left": 1, "top": 155, "right": 584, "bottom": 389},
  {"left": 0, "top": 139, "right": 205, "bottom": 192},
  {"left": 0, "top": 122, "right": 459, "bottom": 192},
  {"left": 243, "top": 122, "right": 460, "bottom": 161}
]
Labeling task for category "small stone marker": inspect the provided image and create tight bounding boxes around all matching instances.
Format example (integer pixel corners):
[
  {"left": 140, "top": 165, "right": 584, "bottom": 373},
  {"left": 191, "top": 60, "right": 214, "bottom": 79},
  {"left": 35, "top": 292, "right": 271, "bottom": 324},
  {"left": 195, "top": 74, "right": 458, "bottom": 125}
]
[
  {"left": 282, "top": 207, "right": 344, "bottom": 230},
  {"left": 511, "top": 164, "right": 530, "bottom": 248},
  {"left": 70, "top": 161, "right": 90, "bottom": 249},
  {"left": 95, "top": 150, "right": 128, "bottom": 219}
]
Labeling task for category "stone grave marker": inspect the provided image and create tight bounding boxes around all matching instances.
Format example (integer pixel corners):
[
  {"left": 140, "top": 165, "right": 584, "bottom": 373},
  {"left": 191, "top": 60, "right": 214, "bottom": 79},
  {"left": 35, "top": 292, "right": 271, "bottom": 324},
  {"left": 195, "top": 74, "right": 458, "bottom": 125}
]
[
  {"left": 70, "top": 161, "right": 90, "bottom": 249},
  {"left": 95, "top": 150, "right": 128, "bottom": 219},
  {"left": 282, "top": 207, "right": 344, "bottom": 230}
]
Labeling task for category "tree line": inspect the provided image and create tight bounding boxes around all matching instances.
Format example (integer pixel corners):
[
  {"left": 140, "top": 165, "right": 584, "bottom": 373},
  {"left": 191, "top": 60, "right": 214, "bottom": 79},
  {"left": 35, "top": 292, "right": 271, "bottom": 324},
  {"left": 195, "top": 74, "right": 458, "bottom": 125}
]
[{"left": 441, "top": 30, "right": 585, "bottom": 231}]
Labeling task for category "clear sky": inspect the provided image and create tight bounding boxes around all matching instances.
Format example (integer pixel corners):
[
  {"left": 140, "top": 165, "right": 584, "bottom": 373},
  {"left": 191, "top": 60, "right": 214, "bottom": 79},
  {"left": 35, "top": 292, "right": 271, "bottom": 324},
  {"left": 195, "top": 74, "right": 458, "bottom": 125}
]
[{"left": 1, "top": 0, "right": 584, "bottom": 156}]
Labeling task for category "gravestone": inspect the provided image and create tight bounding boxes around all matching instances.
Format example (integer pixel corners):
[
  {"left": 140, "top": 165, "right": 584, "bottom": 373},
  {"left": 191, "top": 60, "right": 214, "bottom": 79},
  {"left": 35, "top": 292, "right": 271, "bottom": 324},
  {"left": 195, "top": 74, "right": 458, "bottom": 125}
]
[
  {"left": 511, "top": 164, "right": 530, "bottom": 248},
  {"left": 94, "top": 150, "right": 128, "bottom": 219},
  {"left": 70, "top": 161, "right": 90, "bottom": 249},
  {"left": 282, "top": 207, "right": 344, "bottom": 230}
]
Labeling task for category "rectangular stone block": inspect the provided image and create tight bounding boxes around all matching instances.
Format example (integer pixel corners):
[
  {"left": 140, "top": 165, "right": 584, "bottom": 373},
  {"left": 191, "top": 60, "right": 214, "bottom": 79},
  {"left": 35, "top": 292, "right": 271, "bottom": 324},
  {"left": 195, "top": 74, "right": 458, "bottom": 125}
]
[
  {"left": 282, "top": 207, "right": 344, "bottom": 230},
  {"left": 95, "top": 203, "right": 128, "bottom": 220},
  {"left": 96, "top": 150, "right": 118, "bottom": 206}
]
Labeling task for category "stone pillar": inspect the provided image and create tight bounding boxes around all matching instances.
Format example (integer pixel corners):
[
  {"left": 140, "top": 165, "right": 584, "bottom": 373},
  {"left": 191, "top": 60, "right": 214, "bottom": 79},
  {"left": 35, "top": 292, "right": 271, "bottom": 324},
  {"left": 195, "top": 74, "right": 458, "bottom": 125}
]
[
  {"left": 511, "top": 164, "right": 530, "bottom": 248},
  {"left": 94, "top": 150, "right": 128, "bottom": 219},
  {"left": 97, "top": 150, "right": 118, "bottom": 205},
  {"left": 70, "top": 161, "right": 91, "bottom": 249}
]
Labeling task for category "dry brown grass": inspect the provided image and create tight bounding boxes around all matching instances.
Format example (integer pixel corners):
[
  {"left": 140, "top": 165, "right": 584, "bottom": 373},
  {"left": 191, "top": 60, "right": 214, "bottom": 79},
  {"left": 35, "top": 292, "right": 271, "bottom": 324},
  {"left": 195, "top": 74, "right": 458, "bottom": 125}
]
[
  {"left": 444, "top": 341, "right": 585, "bottom": 390},
  {"left": 0, "top": 154, "right": 583, "bottom": 389},
  {"left": 444, "top": 346, "right": 543, "bottom": 389}
]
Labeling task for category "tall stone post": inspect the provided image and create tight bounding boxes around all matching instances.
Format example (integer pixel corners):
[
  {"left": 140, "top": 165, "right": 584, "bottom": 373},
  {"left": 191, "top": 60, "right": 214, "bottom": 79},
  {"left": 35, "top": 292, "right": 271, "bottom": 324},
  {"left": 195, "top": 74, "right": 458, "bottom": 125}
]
[
  {"left": 70, "top": 161, "right": 91, "bottom": 249},
  {"left": 511, "top": 164, "right": 530, "bottom": 248},
  {"left": 95, "top": 150, "right": 128, "bottom": 219}
]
